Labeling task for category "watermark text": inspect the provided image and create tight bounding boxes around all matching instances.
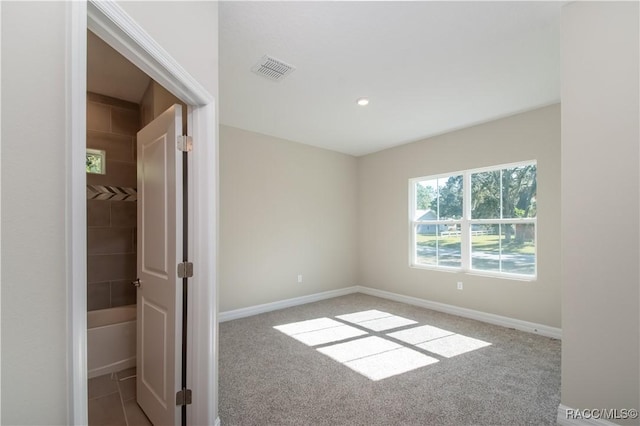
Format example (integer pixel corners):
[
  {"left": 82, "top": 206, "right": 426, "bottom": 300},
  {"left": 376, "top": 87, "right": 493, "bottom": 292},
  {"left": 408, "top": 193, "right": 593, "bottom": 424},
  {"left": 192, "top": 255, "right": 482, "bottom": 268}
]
[{"left": 566, "top": 408, "right": 638, "bottom": 421}]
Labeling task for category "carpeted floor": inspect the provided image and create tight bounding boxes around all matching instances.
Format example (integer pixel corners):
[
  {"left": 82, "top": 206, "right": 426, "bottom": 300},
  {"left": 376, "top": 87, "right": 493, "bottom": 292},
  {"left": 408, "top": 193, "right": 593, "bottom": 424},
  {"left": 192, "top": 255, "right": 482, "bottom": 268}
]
[{"left": 219, "top": 293, "right": 560, "bottom": 426}]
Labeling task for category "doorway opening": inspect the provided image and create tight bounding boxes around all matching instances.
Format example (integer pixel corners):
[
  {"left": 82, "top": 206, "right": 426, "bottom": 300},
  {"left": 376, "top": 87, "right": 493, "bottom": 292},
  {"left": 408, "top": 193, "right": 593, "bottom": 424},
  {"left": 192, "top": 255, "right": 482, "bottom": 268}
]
[
  {"left": 69, "top": 2, "right": 218, "bottom": 424},
  {"left": 86, "top": 29, "right": 190, "bottom": 425}
]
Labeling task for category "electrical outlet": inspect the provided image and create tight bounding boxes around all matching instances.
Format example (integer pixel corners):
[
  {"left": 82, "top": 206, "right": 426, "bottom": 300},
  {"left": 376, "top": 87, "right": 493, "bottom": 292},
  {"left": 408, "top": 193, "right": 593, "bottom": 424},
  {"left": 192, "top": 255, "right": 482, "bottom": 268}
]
[
  {"left": 298, "top": 274, "right": 303, "bottom": 283},
  {"left": 457, "top": 281, "right": 463, "bottom": 290}
]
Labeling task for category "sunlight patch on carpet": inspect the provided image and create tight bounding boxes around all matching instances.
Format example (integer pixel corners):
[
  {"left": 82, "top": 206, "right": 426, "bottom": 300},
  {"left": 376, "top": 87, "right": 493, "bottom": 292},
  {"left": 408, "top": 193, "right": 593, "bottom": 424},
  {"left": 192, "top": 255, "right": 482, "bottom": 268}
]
[
  {"left": 290, "top": 325, "right": 368, "bottom": 346},
  {"left": 416, "top": 334, "right": 491, "bottom": 358},
  {"left": 344, "top": 347, "right": 439, "bottom": 381},
  {"left": 317, "top": 336, "right": 401, "bottom": 363},
  {"left": 274, "top": 310, "right": 491, "bottom": 381},
  {"left": 336, "top": 310, "right": 392, "bottom": 323},
  {"left": 318, "top": 336, "right": 438, "bottom": 380},
  {"left": 357, "top": 315, "right": 418, "bottom": 331},
  {"left": 337, "top": 310, "right": 417, "bottom": 331},
  {"left": 274, "top": 317, "right": 343, "bottom": 335},
  {"left": 387, "top": 324, "right": 455, "bottom": 344},
  {"left": 274, "top": 318, "right": 367, "bottom": 346}
]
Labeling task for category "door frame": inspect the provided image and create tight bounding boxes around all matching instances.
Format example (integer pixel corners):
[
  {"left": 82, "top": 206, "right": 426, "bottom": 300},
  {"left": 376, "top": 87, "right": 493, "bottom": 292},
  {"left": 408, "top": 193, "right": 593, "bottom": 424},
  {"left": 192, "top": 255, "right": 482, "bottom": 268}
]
[{"left": 66, "top": 2, "right": 218, "bottom": 425}]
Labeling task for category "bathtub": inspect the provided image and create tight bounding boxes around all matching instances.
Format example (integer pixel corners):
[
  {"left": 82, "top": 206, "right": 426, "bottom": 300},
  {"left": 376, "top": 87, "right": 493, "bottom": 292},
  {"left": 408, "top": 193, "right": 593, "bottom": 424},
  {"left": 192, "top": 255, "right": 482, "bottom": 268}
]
[{"left": 87, "top": 305, "right": 136, "bottom": 378}]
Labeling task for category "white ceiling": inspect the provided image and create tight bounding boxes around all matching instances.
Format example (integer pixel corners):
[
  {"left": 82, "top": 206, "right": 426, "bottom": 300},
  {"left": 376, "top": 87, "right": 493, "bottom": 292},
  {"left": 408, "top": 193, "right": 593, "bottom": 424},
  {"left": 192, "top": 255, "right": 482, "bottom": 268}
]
[
  {"left": 87, "top": 31, "right": 150, "bottom": 103},
  {"left": 220, "top": 1, "right": 563, "bottom": 157},
  {"left": 87, "top": 2, "right": 563, "bottom": 156}
]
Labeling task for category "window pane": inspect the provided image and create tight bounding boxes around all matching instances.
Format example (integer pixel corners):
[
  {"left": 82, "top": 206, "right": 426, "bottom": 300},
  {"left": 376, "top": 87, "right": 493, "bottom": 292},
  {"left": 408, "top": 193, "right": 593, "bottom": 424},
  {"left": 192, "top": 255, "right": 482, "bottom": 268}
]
[
  {"left": 436, "top": 175, "right": 463, "bottom": 220},
  {"left": 86, "top": 151, "right": 105, "bottom": 174},
  {"left": 472, "top": 224, "right": 536, "bottom": 275},
  {"left": 471, "top": 225, "right": 500, "bottom": 272},
  {"left": 415, "top": 224, "right": 437, "bottom": 266},
  {"left": 415, "top": 225, "right": 461, "bottom": 268},
  {"left": 501, "top": 223, "right": 536, "bottom": 274},
  {"left": 414, "top": 180, "right": 438, "bottom": 221},
  {"left": 502, "top": 165, "right": 537, "bottom": 219},
  {"left": 414, "top": 176, "right": 462, "bottom": 221},
  {"left": 471, "top": 170, "right": 500, "bottom": 219},
  {"left": 438, "top": 228, "right": 461, "bottom": 268}
]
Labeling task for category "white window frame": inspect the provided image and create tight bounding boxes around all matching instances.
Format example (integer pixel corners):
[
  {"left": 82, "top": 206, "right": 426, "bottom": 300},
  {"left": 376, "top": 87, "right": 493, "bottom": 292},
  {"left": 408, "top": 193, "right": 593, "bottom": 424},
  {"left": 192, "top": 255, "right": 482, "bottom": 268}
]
[{"left": 409, "top": 160, "right": 537, "bottom": 280}]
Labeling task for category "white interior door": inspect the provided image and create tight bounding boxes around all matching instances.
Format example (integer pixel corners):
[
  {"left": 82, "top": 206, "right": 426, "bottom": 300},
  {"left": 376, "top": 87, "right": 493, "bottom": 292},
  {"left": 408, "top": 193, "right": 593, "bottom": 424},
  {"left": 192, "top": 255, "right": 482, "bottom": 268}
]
[{"left": 136, "top": 104, "right": 183, "bottom": 426}]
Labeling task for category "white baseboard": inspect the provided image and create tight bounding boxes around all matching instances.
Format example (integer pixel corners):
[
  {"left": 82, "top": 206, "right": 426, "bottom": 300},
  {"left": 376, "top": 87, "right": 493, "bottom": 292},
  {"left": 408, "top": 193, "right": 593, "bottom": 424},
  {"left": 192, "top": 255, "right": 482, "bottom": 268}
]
[
  {"left": 355, "top": 286, "right": 562, "bottom": 339},
  {"left": 218, "top": 285, "right": 561, "bottom": 340},
  {"left": 557, "top": 404, "right": 623, "bottom": 426},
  {"left": 218, "top": 286, "right": 359, "bottom": 322}
]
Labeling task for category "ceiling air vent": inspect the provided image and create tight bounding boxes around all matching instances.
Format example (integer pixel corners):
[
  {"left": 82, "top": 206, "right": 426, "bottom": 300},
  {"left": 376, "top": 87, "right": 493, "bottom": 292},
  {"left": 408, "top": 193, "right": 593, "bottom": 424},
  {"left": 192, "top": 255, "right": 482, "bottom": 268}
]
[{"left": 251, "top": 55, "right": 295, "bottom": 82}]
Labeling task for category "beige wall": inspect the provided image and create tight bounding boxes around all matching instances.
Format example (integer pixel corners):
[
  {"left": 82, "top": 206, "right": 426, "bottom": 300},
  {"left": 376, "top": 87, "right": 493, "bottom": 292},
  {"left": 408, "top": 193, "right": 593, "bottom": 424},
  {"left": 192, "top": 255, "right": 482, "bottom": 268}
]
[
  {"left": 561, "top": 2, "right": 639, "bottom": 422},
  {"left": 117, "top": 1, "right": 218, "bottom": 100},
  {"left": 358, "top": 105, "right": 561, "bottom": 327},
  {"left": 219, "top": 125, "right": 358, "bottom": 312},
  {"left": 0, "top": 2, "right": 218, "bottom": 423},
  {"left": 1, "top": 3, "right": 69, "bottom": 423}
]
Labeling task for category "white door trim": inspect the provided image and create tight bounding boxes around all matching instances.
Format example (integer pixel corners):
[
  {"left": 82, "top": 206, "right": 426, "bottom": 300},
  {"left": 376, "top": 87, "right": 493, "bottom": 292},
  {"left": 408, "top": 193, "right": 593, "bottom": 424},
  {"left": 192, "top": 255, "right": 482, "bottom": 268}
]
[
  {"left": 86, "top": 1, "right": 212, "bottom": 106},
  {"left": 66, "top": 2, "right": 89, "bottom": 423},
  {"left": 67, "top": 1, "right": 217, "bottom": 424}
]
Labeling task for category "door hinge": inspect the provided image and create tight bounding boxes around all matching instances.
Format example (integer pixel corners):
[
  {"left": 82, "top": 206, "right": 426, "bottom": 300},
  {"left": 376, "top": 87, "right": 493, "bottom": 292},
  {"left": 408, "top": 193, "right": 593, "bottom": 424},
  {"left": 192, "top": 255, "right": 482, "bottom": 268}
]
[
  {"left": 176, "top": 388, "right": 192, "bottom": 406},
  {"left": 177, "top": 261, "right": 193, "bottom": 278},
  {"left": 177, "top": 135, "right": 193, "bottom": 152}
]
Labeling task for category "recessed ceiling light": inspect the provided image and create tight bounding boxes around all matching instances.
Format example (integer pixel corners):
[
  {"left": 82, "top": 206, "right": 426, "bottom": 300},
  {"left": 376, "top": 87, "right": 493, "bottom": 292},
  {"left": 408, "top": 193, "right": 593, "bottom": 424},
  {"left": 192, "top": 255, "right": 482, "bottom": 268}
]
[{"left": 357, "top": 97, "right": 369, "bottom": 106}]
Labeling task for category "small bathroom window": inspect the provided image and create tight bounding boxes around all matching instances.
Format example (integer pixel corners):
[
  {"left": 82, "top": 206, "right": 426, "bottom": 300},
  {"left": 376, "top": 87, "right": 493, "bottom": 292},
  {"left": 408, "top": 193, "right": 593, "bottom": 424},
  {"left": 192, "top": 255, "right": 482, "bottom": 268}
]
[{"left": 86, "top": 148, "right": 106, "bottom": 174}]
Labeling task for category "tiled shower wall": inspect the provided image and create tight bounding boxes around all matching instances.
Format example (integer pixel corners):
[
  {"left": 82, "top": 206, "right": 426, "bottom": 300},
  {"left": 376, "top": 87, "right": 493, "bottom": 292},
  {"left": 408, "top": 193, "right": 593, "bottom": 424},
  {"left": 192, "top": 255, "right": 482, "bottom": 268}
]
[{"left": 87, "top": 93, "right": 140, "bottom": 311}]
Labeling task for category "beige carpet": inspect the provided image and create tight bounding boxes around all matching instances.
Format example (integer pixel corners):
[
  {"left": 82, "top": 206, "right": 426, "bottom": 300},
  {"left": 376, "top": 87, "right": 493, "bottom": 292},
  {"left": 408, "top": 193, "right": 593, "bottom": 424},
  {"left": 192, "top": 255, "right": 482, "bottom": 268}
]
[{"left": 219, "top": 293, "right": 560, "bottom": 425}]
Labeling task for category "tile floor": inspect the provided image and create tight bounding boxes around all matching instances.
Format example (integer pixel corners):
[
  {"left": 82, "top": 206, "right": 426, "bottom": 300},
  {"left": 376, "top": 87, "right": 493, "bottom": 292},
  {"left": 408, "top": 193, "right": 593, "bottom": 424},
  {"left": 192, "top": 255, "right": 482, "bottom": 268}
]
[{"left": 88, "top": 367, "right": 152, "bottom": 426}]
